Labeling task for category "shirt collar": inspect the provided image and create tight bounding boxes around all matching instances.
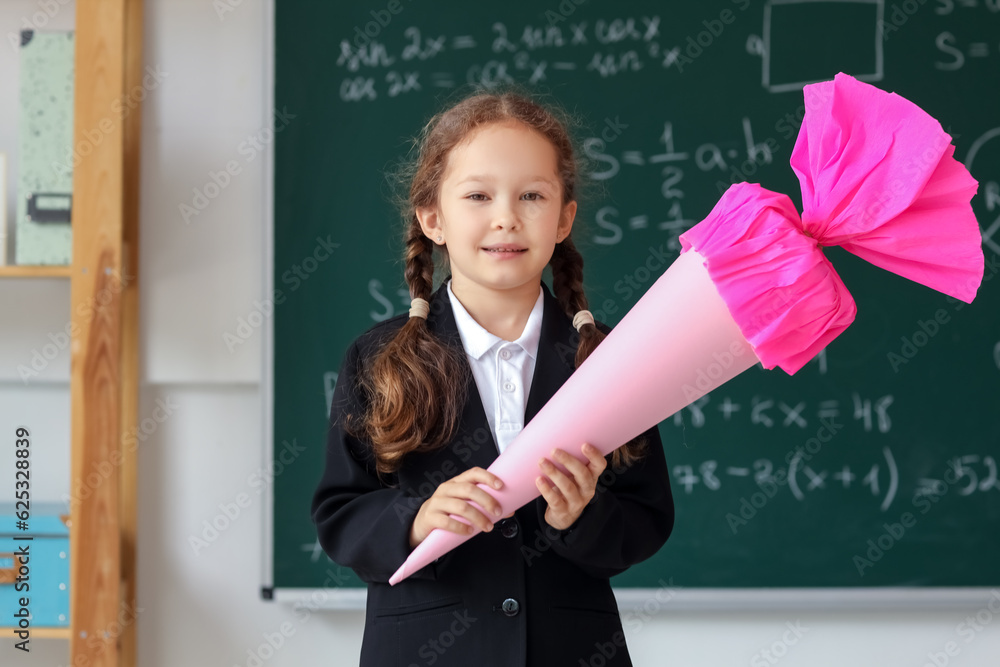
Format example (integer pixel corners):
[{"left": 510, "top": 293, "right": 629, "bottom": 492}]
[{"left": 446, "top": 279, "right": 544, "bottom": 361}]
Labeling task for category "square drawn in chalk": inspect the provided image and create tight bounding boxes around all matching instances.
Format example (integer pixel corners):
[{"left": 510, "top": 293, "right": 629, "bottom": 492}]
[{"left": 763, "top": 0, "right": 884, "bottom": 93}]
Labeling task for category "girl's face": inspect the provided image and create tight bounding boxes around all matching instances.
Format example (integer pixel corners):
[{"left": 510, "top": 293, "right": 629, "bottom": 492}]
[{"left": 417, "top": 121, "right": 577, "bottom": 297}]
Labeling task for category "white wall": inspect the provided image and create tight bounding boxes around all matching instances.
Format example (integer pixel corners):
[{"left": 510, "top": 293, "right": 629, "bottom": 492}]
[{"left": 2, "top": 1, "right": 999, "bottom": 665}]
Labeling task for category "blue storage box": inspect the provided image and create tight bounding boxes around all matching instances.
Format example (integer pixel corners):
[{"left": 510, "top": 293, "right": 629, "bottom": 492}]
[{"left": 0, "top": 508, "right": 70, "bottom": 627}]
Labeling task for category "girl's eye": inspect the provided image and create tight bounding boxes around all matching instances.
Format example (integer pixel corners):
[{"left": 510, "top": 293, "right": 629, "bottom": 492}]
[
  {"left": 522, "top": 192, "right": 543, "bottom": 201},
  {"left": 467, "top": 193, "right": 488, "bottom": 201}
]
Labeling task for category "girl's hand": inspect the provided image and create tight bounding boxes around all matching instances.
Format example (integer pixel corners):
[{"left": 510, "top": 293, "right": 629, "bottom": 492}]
[
  {"left": 537, "top": 443, "right": 607, "bottom": 531},
  {"left": 409, "top": 467, "right": 507, "bottom": 548}
]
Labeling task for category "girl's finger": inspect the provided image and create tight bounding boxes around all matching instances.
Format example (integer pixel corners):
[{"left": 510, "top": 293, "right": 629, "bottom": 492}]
[
  {"left": 581, "top": 443, "right": 608, "bottom": 475},
  {"left": 551, "top": 449, "right": 597, "bottom": 499},
  {"left": 536, "top": 475, "right": 566, "bottom": 510},
  {"left": 448, "top": 482, "right": 503, "bottom": 519},
  {"left": 429, "top": 511, "right": 475, "bottom": 536},
  {"left": 539, "top": 457, "right": 583, "bottom": 506},
  {"left": 551, "top": 448, "right": 593, "bottom": 485},
  {"left": 433, "top": 496, "right": 495, "bottom": 532},
  {"left": 455, "top": 467, "right": 504, "bottom": 490}
]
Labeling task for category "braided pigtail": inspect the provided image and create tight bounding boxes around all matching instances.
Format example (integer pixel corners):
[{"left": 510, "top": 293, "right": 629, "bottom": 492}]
[
  {"left": 550, "top": 238, "right": 648, "bottom": 469},
  {"left": 349, "top": 218, "right": 469, "bottom": 476}
]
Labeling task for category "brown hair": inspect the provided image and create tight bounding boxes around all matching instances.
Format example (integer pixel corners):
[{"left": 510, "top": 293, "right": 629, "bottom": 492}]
[{"left": 347, "top": 90, "right": 647, "bottom": 475}]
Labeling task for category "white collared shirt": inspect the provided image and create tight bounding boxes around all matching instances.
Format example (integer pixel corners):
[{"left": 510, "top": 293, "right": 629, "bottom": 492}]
[{"left": 446, "top": 279, "right": 544, "bottom": 454}]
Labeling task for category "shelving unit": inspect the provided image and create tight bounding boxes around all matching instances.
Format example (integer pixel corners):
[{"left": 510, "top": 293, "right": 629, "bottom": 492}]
[
  {"left": 0, "top": 1, "right": 143, "bottom": 665},
  {"left": 0, "top": 266, "right": 73, "bottom": 278}
]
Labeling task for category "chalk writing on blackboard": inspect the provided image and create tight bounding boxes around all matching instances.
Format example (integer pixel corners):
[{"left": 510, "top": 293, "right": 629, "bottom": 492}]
[
  {"left": 674, "top": 450, "right": 997, "bottom": 512},
  {"left": 335, "top": 14, "right": 757, "bottom": 101},
  {"left": 934, "top": 0, "right": 1000, "bottom": 14},
  {"left": 671, "top": 445, "right": 899, "bottom": 507},
  {"left": 918, "top": 455, "right": 999, "bottom": 497},
  {"left": 935, "top": 31, "right": 998, "bottom": 70},
  {"left": 965, "top": 127, "right": 1000, "bottom": 255},
  {"left": 584, "top": 119, "right": 776, "bottom": 248},
  {"left": 670, "top": 392, "right": 892, "bottom": 433},
  {"left": 323, "top": 371, "right": 338, "bottom": 418}
]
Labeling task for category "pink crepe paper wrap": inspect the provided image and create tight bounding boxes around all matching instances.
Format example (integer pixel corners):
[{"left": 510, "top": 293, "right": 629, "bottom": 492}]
[
  {"left": 680, "top": 73, "right": 983, "bottom": 373},
  {"left": 388, "top": 73, "right": 984, "bottom": 585}
]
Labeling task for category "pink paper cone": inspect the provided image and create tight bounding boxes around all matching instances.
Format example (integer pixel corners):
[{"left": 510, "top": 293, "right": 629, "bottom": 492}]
[
  {"left": 389, "top": 250, "right": 759, "bottom": 585},
  {"left": 388, "top": 73, "right": 985, "bottom": 585}
]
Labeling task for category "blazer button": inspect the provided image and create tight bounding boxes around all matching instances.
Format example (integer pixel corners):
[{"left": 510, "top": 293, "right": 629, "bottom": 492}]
[
  {"left": 501, "top": 598, "right": 520, "bottom": 617},
  {"left": 498, "top": 517, "right": 519, "bottom": 539}
]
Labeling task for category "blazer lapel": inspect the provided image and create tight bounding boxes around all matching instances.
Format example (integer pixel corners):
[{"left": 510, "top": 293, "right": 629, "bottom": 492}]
[
  {"left": 524, "top": 282, "right": 577, "bottom": 425},
  {"left": 424, "top": 279, "right": 579, "bottom": 465},
  {"left": 425, "top": 280, "right": 499, "bottom": 469}
]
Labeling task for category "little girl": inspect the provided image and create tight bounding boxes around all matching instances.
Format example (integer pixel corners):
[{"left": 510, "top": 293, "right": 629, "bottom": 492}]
[{"left": 311, "top": 90, "right": 674, "bottom": 667}]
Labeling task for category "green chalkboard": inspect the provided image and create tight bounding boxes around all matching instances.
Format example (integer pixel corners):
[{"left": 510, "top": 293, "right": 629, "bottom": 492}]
[{"left": 270, "top": 0, "right": 1000, "bottom": 595}]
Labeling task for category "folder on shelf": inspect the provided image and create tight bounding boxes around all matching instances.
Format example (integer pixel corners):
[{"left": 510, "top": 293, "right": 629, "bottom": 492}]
[{"left": 15, "top": 29, "right": 74, "bottom": 266}]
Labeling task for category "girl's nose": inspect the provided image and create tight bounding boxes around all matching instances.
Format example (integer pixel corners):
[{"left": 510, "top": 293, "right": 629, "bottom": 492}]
[{"left": 492, "top": 201, "right": 520, "bottom": 230}]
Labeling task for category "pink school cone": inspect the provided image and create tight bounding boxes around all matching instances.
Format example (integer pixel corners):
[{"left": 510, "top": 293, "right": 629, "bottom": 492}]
[
  {"left": 389, "top": 250, "right": 757, "bottom": 585},
  {"left": 389, "top": 73, "right": 984, "bottom": 585}
]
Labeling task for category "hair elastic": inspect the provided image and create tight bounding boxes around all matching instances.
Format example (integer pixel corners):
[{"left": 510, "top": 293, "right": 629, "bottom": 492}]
[
  {"left": 409, "top": 297, "right": 430, "bottom": 319},
  {"left": 572, "top": 309, "right": 595, "bottom": 332}
]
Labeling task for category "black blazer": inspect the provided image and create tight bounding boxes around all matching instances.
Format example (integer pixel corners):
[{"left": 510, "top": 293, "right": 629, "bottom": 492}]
[{"left": 311, "top": 280, "right": 674, "bottom": 667}]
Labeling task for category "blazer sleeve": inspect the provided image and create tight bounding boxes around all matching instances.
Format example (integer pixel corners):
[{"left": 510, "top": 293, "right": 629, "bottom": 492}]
[
  {"left": 310, "top": 337, "right": 436, "bottom": 583},
  {"left": 536, "top": 423, "right": 674, "bottom": 579}
]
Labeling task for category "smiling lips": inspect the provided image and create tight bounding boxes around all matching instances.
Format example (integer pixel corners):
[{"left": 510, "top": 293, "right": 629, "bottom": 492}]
[{"left": 483, "top": 243, "right": 527, "bottom": 254}]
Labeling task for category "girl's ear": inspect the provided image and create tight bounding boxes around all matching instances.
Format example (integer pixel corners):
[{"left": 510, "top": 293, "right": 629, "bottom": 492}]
[
  {"left": 416, "top": 206, "right": 443, "bottom": 244},
  {"left": 557, "top": 200, "right": 577, "bottom": 243}
]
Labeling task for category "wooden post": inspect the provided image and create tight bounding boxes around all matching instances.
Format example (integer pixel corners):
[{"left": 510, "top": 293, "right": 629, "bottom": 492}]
[
  {"left": 70, "top": 1, "right": 142, "bottom": 665},
  {"left": 119, "top": 0, "right": 143, "bottom": 665}
]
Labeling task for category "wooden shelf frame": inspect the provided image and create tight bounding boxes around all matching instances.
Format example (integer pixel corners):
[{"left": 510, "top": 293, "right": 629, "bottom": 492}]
[
  {"left": 0, "top": 626, "right": 71, "bottom": 639},
  {"left": 66, "top": 1, "right": 143, "bottom": 666},
  {"left": 0, "top": 265, "right": 72, "bottom": 277},
  {"left": 1, "top": 3, "right": 143, "bottom": 662}
]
